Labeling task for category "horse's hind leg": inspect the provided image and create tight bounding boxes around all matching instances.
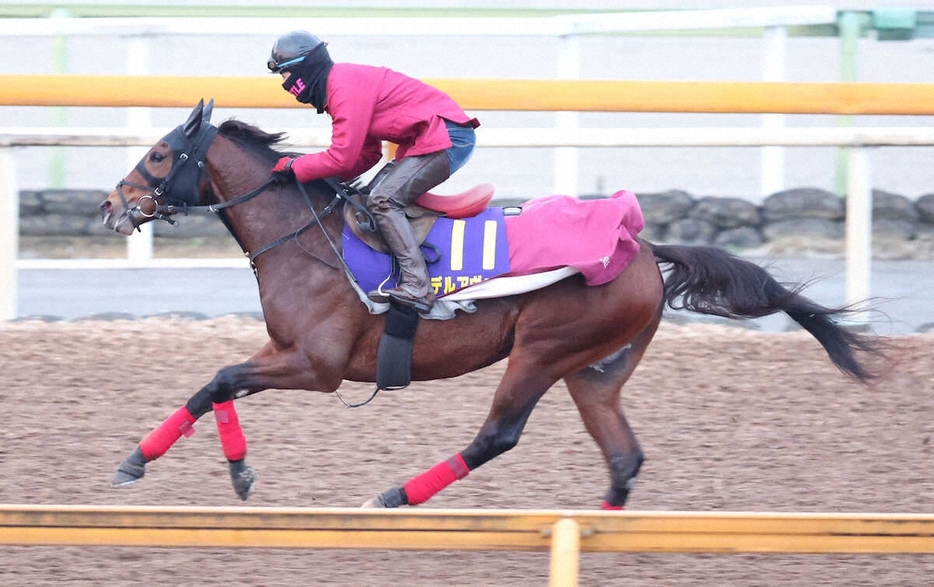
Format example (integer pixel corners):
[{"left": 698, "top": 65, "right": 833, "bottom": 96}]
[
  {"left": 364, "top": 355, "right": 558, "bottom": 508},
  {"left": 564, "top": 313, "right": 660, "bottom": 509}
]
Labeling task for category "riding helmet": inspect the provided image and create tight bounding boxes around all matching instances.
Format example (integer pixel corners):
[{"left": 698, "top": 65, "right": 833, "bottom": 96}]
[{"left": 267, "top": 31, "right": 328, "bottom": 74}]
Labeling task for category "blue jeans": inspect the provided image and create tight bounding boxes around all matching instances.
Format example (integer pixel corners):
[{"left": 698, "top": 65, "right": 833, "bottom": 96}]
[{"left": 444, "top": 119, "right": 476, "bottom": 174}]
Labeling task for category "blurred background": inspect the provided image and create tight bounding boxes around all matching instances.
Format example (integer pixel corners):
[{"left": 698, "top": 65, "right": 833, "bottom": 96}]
[
  {"left": 3, "top": 1, "right": 934, "bottom": 331},
  {"left": 4, "top": 0, "right": 934, "bottom": 200}
]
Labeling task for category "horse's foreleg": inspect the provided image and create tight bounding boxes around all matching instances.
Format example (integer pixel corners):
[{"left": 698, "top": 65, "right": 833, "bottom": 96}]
[
  {"left": 112, "top": 369, "right": 258, "bottom": 498},
  {"left": 113, "top": 342, "right": 317, "bottom": 498},
  {"left": 112, "top": 384, "right": 214, "bottom": 486},
  {"left": 210, "top": 398, "right": 254, "bottom": 500},
  {"left": 113, "top": 362, "right": 268, "bottom": 500},
  {"left": 364, "top": 361, "right": 555, "bottom": 508},
  {"left": 193, "top": 361, "right": 278, "bottom": 501}
]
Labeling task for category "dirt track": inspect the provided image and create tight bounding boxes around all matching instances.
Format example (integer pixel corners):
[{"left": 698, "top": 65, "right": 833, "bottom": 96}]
[{"left": 0, "top": 317, "right": 932, "bottom": 586}]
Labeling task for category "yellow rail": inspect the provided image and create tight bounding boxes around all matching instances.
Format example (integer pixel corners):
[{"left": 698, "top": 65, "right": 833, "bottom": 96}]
[
  {"left": 4, "top": 75, "right": 934, "bottom": 114},
  {"left": 3, "top": 506, "right": 933, "bottom": 587},
  {"left": 2, "top": 505, "right": 934, "bottom": 553}
]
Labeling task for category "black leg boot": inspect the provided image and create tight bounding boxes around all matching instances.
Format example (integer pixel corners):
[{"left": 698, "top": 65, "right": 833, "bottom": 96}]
[{"left": 367, "top": 152, "right": 451, "bottom": 312}]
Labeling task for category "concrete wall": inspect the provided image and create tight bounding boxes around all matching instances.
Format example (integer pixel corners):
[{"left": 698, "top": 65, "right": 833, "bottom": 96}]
[{"left": 22, "top": 187, "right": 934, "bottom": 258}]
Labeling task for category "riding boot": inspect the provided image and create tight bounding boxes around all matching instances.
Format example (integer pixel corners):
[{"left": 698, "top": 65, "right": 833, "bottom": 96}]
[
  {"left": 367, "top": 151, "right": 451, "bottom": 312},
  {"left": 363, "top": 160, "right": 397, "bottom": 194}
]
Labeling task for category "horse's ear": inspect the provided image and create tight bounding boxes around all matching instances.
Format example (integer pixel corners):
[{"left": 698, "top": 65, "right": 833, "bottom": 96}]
[
  {"left": 182, "top": 99, "right": 205, "bottom": 138},
  {"left": 202, "top": 99, "right": 214, "bottom": 125}
]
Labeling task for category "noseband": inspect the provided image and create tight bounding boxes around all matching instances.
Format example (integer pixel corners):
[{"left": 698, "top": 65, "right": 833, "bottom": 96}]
[{"left": 115, "top": 123, "right": 219, "bottom": 232}]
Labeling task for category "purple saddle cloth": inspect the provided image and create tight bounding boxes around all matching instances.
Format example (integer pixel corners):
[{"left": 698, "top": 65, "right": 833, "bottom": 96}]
[{"left": 342, "top": 207, "right": 511, "bottom": 299}]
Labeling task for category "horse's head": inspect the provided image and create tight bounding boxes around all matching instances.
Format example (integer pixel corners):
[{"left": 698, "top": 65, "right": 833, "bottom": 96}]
[{"left": 100, "top": 99, "right": 219, "bottom": 235}]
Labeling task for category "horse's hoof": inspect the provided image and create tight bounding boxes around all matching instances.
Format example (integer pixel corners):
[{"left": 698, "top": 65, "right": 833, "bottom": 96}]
[
  {"left": 229, "top": 459, "right": 256, "bottom": 501},
  {"left": 361, "top": 487, "right": 407, "bottom": 509},
  {"left": 112, "top": 446, "right": 146, "bottom": 487}
]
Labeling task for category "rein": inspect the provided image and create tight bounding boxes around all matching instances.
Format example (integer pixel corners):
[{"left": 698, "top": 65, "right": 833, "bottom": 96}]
[
  {"left": 247, "top": 178, "right": 347, "bottom": 269},
  {"left": 185, "top": 175, "right": 356, "bottom": 274},
  {"left": 175, "top": 178, "right": 276, "bottom": 216}
]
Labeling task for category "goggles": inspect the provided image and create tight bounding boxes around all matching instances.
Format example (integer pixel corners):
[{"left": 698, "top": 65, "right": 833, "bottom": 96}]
[{"left": 267, "top": 55, "right": 305, "bottom": 74}]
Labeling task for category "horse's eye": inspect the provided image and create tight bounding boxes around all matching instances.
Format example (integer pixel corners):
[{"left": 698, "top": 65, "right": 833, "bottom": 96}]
[{"left": 150, "top": 152, "right": 166, "bottom": 163}]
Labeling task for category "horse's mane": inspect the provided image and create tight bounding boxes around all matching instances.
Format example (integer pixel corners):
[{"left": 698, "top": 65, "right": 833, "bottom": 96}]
[
  {"left": 218, "top": 119, "right": 296, "bottom": 161},
  {"left": 215, "top": 119, "right": 334, "bottom": 199}
]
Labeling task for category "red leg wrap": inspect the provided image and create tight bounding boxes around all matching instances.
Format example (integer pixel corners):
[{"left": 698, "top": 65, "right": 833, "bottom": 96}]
[
  {"left": 139, "top": 406, "right": 196, "bottom": 461},
  {"left": 601, "top": 501, "right": 625, "bottom": 511},
  {"left": 403, "top": 454, "right": 470, "bottom": 505},
  {"left": 213, "top": 400, "right": 247, "bottom": 461}
]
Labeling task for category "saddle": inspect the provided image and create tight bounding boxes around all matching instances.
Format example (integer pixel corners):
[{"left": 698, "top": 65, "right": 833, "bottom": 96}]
[{"left": 344, "top": 183, "right": 495, "bottom": 254}]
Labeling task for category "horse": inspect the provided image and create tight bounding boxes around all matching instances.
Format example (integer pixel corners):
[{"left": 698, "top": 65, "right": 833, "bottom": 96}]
[{"left": 100, "top": 100, "right": 886, "bottom": 509}]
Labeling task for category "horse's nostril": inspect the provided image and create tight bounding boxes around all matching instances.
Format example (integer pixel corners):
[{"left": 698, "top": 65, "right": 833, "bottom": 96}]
[{"left": 99, "top": 200, "right": 112, "bottom": 218}]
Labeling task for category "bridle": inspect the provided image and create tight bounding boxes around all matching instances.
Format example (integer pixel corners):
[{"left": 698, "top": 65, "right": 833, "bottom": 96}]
[
  {"left": 114, "top": 120, "right": 371, "bottom": 272},
  {"left": 115, "top": 122, "right": 218, "bottom": 232}
]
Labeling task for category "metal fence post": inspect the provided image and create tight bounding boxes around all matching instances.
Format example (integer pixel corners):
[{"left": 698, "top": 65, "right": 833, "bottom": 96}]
[
  {"left": 834, "top": 10, "right": 864, "bottom": 196},
  {"left": 760, "top": 25, "right": 787, "bottom": 200},
  {"left": 845, "top": 146, "right": 871, "bottom": 325},
  {"left": 125, "top": 36, "right": 153, "bottom": 263},
  {"left": 554, "top": 34, "right": 580, "bottom": 197},
  {"left": 0, "top": 146, "right": 18, "bottom": 320},
  {"left": 48, "top": 8, "right": 71, "bottom": 189}
]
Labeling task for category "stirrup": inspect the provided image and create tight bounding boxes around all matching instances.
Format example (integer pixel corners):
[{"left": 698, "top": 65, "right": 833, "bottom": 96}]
[
  {"left": 368, "top": 275, "right": 434, "bottom": 313},
  {"left": 389, "top": 295, "right": 434, "bottom": 314},
  {"left": 370, "top": 285, "right": 434, "bottom": 313}
]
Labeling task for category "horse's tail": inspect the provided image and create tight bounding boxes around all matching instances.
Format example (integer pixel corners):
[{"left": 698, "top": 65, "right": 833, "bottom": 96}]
[{"left": 649, "top": 242, "right": 889, "bottom": 383}]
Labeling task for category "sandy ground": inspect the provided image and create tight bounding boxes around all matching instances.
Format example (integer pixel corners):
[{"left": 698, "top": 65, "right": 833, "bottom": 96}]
[{"left": 0, "top": 317, "right": 932, "bottom": 586}]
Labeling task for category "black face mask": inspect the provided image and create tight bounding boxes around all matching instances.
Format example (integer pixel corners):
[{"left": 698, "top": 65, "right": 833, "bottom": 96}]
[{"left": 281, "top": 44, "right": 334, "bottom": 114}]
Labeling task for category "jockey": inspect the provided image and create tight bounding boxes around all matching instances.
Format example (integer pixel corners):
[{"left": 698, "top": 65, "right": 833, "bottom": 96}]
[{"left": 267, "top": 30, "right": 480, "bottom": 313}]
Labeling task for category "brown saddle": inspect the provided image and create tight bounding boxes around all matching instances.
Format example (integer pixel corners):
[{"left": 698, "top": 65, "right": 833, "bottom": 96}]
[{"left": 343, "top": 183, "right": 496, "bottom": 254}]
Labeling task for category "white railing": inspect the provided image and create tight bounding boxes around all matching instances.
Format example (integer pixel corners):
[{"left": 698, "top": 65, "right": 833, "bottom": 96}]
[
  {"left": 1, "top": 6, "right": 843, "bottom": 210},
  {"left": 3, "top": 125, "right": 928, "bottom": 322},
  {"left": 7, "top": 125, "right": 934, "bottom": 148},
  {"left": 0, "top": 7, "right": 839, "bottom": 38}
]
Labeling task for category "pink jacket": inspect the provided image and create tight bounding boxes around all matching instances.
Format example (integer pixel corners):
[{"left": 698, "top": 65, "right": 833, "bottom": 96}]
[{"left": 290, "top": 63, "right": 479, "bottom": 183}]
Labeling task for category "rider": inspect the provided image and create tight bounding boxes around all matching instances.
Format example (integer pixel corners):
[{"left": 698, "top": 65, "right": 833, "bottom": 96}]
[{"left": 267, "top": 30, "right": 480, "bottom": 313}]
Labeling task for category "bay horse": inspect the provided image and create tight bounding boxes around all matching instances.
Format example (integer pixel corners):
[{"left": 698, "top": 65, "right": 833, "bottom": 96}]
[{"left": 100, "top": 100, "right": 885, "bottom": 509}]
